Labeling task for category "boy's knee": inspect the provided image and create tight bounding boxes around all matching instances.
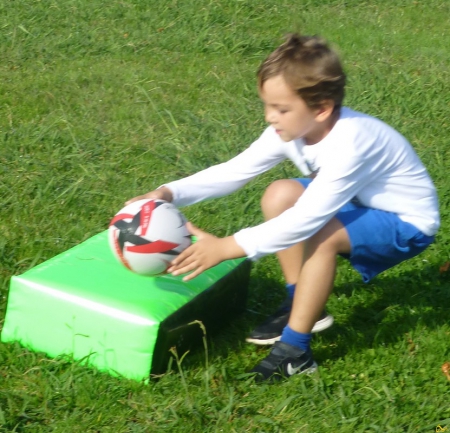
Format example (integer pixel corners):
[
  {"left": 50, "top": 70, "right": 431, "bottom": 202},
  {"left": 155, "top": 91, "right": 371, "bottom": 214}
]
[{"left": 261, "top": 179, "right": 305, "bottom": 218}]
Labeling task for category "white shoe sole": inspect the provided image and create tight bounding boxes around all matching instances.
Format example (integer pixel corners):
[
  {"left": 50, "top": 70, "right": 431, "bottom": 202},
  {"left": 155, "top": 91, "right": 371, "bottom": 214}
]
[
  {"left": 246, "top": 315, "right": 334, "bottom": 345},
  {"left": 312, "top": 314, "right": 334, "bottom": 333},
  {"left": 295, "top": 361, "right": 319, "bottom": 376}
]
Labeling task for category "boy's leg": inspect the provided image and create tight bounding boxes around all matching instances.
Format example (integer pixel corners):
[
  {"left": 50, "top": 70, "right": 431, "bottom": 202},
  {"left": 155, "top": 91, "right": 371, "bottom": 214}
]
[
  {"left": 261, "top": 179, "right": 306, "bottom": 283},
  {"left": 251, "top": 217, "right": 351, "bottom": 381},
  {"left": 246, "top": 179, "right": 333, "bottom": 345},
  {"left": 288, "top": 217, "right": 350, "bottom": 332},
  {"left": 249, "top": 191, "right": 435, "bottom": 380}
]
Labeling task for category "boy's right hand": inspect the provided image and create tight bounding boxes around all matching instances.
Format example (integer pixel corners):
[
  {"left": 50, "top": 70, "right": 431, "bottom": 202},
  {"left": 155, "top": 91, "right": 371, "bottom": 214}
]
[{"left": 125, "top": 186, "right": 173, "bottom": 206}]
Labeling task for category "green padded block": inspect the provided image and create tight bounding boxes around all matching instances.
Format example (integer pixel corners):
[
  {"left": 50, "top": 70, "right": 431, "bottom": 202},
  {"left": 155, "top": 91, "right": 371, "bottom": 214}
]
[{"left": 1, "top": 231, "right": 251, "bottom": 381}]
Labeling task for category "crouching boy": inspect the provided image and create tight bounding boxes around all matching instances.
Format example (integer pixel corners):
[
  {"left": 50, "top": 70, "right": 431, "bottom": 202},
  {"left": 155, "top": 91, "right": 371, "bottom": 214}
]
[{"left": 127, "top": 33, "right": 440, "bottom": 381}]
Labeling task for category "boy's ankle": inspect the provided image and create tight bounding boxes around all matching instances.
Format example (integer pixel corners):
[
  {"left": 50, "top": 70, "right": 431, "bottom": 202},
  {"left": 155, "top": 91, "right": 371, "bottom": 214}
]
[{"left": 280, "top": 325, "right": 312, "bottom": 352}]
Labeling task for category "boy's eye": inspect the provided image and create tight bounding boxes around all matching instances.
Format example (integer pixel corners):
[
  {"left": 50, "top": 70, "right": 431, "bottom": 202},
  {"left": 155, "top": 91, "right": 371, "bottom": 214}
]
[{"left": 279, "top": 110, "right": 288, "bottom": 114}]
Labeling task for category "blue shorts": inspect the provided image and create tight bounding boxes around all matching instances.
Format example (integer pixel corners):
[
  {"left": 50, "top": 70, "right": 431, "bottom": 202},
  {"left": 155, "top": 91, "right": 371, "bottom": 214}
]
[{"left": 295, "top": 178, "right": 434, "bottom": 282}]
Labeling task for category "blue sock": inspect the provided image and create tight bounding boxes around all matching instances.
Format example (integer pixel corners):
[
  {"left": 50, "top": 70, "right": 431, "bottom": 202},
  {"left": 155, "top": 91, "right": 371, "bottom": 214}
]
[
  {"left": 280, "top": 325, "right": 312, "bottom": 352},
  {"left": 285, "top": 283, "right": 295, "bottom": 300},
  {"left": 279, "top": 283, "right": 295, "bottom": 313}
]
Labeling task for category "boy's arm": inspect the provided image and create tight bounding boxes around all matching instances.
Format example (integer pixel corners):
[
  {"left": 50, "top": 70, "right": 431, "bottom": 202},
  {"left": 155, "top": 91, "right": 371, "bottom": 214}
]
[
  {"left": 233, "top": 142, "right": 378, "bottom": 260},
  {"left": 164, "top": 127, "right": 288, "bottom": 207}
]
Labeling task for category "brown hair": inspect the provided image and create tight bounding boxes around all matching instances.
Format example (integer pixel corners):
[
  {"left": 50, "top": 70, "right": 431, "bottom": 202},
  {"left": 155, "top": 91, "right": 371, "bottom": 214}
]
[{"left": 257, "top": 33, "right": 346, "bottom": 111}]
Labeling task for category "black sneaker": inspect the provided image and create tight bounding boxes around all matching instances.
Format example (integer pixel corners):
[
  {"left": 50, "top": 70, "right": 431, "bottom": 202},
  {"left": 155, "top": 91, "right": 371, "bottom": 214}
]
[
  {"left": 250, "top": 341, "right": 318, "bottom": 382},
  {"left": 246, "top": 299, "right": 334, "bottom": 345}
]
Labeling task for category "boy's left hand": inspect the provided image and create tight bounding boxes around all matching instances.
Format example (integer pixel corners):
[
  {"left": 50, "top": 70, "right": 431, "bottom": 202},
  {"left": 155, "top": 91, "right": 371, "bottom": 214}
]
[{"left": 168, "top": 222, "right": 246, "bottom": 281}]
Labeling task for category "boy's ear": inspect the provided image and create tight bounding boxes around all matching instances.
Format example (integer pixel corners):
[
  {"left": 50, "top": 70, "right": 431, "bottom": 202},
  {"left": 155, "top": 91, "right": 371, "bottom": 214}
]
[{"left": 314, "top": 100, "right": 336, "bottom": 122}]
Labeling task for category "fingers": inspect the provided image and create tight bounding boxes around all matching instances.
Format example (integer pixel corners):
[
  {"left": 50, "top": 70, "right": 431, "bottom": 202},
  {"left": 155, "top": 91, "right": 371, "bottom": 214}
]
[
  {"left": 169, "top": 259, "right": 204, "bottom": 281},
  {"left": 180, "top": 268, "right": 203, "bottom": 281},
  {"left": 168, "top": 242, "right": 213, "bottom": 281},
  {"left": 168, "top": 246, "right": 195, "bottom": 272},
  {"left": 185, "top": 222, "right": 204, "bottom": 238}
]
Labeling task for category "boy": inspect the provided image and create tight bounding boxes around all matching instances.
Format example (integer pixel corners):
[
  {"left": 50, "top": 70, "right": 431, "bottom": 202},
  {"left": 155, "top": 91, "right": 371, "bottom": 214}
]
[{"left": 127, "top": 34, "right": 440, "bottom": 381}]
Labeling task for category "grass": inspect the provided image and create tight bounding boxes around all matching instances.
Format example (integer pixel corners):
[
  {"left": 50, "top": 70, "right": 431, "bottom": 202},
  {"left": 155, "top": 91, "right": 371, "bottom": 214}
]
[{"left": 1, "top": 0, "right": 450, "bottom": 431}]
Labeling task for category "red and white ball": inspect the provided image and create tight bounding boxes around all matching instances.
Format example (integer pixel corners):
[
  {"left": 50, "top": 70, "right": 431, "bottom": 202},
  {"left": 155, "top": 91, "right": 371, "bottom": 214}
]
[{"left": 109, "top": 199, "right": 192, "bottom": 275}]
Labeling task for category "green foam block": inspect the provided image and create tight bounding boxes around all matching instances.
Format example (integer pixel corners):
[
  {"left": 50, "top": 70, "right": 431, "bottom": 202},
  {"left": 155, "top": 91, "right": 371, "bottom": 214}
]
[{"left": 1, "top": 231, "right": 251, "bottom": 381}]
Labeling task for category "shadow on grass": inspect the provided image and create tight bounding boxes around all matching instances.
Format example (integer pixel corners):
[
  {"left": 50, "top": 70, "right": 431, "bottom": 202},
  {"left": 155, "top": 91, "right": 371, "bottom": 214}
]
[
  {"left": 177, "top": 265, "right": 450, "bottom": 372},
  {"left": 316, "top": 264, "right": 450, "bottom": 362}
]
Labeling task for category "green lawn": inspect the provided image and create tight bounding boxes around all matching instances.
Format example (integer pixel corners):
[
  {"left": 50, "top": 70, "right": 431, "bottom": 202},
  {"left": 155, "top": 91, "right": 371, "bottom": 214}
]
[{"left": 1, "top": 0, "right": 450, "bottom": 431}]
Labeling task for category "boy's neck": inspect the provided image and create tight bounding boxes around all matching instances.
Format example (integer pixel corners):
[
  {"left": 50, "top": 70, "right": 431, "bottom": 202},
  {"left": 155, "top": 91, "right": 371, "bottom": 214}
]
[{"left": 304, "top": 109, "right": 340, "bottom": 146}]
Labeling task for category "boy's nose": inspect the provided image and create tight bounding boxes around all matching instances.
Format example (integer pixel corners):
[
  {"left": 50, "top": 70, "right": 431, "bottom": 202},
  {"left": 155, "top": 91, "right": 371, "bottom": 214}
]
[{"left": 265, "top": 108, "right": 276, "bottom": 124}]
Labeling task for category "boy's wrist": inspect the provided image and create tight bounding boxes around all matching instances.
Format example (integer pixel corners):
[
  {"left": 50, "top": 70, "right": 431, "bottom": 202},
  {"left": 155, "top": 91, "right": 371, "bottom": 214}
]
[{"left": 220, "top": 236, "right": 246, "bottom": 260}]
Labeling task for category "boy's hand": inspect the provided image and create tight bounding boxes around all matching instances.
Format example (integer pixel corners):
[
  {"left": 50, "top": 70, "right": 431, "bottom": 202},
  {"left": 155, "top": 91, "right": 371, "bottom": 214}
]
[
  {"left": 125, "top": 186, "right": 173, "bottom": 206},
  {"left": 168, "top": 222, "right": 246, "bottom": 281}
]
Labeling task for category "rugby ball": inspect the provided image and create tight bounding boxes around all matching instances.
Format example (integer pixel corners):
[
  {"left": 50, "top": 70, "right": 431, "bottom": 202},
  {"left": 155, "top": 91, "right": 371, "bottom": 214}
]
[{"left": 109, "top": 199, "right": 192, "bottom": 275}]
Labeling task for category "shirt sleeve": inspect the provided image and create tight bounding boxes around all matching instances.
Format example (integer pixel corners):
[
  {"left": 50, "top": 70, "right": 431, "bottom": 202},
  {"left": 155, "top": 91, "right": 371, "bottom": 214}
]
[
  {"left": 164, "top": 128, "right": 289, "bottom": 207},
  {"left": 234, "top": 135, "right": 379, "bottom": 260}
]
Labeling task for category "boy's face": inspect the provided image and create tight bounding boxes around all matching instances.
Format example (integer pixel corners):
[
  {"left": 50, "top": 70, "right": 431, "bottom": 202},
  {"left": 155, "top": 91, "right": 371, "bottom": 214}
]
[{"left": 259, "top": 75, "right": 324, "bottom": 144}]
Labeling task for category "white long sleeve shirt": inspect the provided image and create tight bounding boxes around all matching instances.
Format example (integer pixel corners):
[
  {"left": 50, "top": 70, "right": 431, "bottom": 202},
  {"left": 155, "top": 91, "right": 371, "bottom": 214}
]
[{"left": 165, "top": 108, "right": 440, "bottom": 260}]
